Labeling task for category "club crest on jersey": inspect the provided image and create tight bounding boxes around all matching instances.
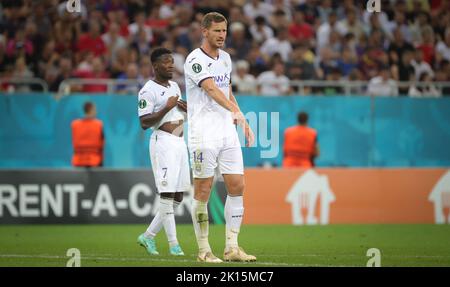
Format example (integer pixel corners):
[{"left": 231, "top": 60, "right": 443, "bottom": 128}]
[
  {"left": 161, "top": 91, "right": 165, "bottom": 97},
  {"left": 139, "top": 99, "right": 146, "bottom": 109},
  {"left": 192, "top": 63, "right": 202, "bottom": 73}
]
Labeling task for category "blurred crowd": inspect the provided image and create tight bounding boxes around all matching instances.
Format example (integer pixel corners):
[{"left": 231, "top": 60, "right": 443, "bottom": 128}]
[{"left": 0, "top": 0, "right": 449, "bottom": 96}]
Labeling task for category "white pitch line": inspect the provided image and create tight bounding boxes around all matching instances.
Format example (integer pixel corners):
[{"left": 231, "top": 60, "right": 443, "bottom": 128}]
[
  {"left": 1, "top": 253, "right": 448, "bottom": 266},
  {"left": 0, "top": 254, "right": 335, "bottom": 267}
]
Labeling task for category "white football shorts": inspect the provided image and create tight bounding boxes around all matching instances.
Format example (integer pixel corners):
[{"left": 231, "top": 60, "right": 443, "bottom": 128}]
[
  {"left": 150, "top": 129, "right": 191, "bottom": 193},
  {"left": 189, "top": 133, "right": 244, "bottom": 179}
]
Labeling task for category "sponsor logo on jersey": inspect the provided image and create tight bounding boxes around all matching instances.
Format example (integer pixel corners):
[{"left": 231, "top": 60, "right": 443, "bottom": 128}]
[{"left": 213, "top": 73, "right": 231, "bottom": 88}]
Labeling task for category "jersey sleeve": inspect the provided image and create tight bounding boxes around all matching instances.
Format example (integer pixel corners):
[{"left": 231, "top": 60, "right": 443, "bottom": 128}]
[
  {"left": 184, "top": 55, "right": 212, "bottom": 87},
  {"left": 137, "top": 86, "right": 155, "bottom": 117}
]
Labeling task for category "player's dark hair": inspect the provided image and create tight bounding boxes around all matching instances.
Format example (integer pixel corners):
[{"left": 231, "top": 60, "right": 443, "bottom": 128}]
[
  {"left": 298, "top": 112, "right": 308, "bottom": 125},
  {"left": 201, "top": 12, "right": 227, "bottom": 29},
  {"left": 83, "top": 102, "right": 94, "bottom": 114},
  {"left": 150, "top": 47, "right": 172, "bottom": 64}
]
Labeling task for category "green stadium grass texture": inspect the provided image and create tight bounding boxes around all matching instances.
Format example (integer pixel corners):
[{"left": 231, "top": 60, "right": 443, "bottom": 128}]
[{"left": 0, "top": 224, "right": 449, "bottom": 267}]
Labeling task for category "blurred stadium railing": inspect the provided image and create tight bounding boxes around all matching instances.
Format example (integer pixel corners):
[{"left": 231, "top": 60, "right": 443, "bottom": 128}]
[
  {"left": 0, "top": 77, "right": 49, "bottom": 93},
  {"left": 2, "top": 78, "right": 450, "bottom": 97}
]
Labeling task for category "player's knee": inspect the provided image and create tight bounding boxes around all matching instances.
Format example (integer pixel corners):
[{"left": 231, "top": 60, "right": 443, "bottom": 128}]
[
  {"left": 229, "top": 180, "right": 245, "bottom": 195},
  {"left": 195, "top": 188, "right": 211, "bottom": 201}
]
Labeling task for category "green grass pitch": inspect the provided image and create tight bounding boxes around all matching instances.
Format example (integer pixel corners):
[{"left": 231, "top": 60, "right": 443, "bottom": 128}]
[{"left": 0, "top": 224, "right": 449, "bottom": 267}]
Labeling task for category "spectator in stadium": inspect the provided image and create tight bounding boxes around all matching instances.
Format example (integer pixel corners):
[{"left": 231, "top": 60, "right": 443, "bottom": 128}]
[
  {"left": 102, "top": 21, "right": 127, "bottom": 63},
  {"left": 116, "top": 62, "right": 139, "bottom": 94},
  {"left": 337, "top": 47, "right": 358, "bottom": 77},
  {"left": 388, "top": 28, "right": 414, "bottom": 67},
  {"left": 316, "top": 11, "right": 338, "bottom": 53},
  {"left": 247, "top": 43, "right": 270, "bottom": 76},
  {"left": 11, "top": 57, "right": 34, "bottom": 92},
  {"left": 296, "top": 0, "right": 319, "bottom": 26},
  {"left": 260, "top": 27, "right": 292, "bottom": 62},
  {"left": 232, "top": 60, "right": 257, "bottom": 95},
  {"left": 411, "top": 49, "right": 434, "bottom": 81},
  {"left": 387, "top": 12, "right": 412, "bottom": 44},
  {"left": 71, "top": 101, "right": 104, "bottom": 168},
  {"left": 73, "top": 56, "right": 109, "bottom": 93},
  {"left": 436, "top": 28, "right": 450, "bottom": 62},
  {"left": 283, "top": 111, "right": 319, "bottom": 168},
  {"left": 397, "top": 49, "right": 416, "bottom": 95},
  {"left": 324, "top": 67, "right": 344, "bottom": 95},
  {"left": 318, "top": 46, "right": 339, "bottom": 80},
  {"left": 257, "top": 61, "right": 290, "bottom": 96},
  {"left": 335, "top": 8, "right": 364, "bottom": 41},
  {"left": 317, "top": 0, "right": 333, "bottom": 24},
  {"left": 286, "top": 44, "right": 317, "bottom": 82},
  {"left": 128, "top": 11, "right": 153, "bottom": 44},
  {"left": 138, "top": 55, "right": 153, "bottom": 82},
  {"left": 288, "top": 10, "right": 314, "bottom": 47},
  {"left": 367, "top": 66, "right": 399, "bottom": 97},
  {"left": 76, "top": 20, "right": 106, "bottom": 57},
  {"left": 408, "top": 72, "right": 441, "bottom": 98},
  {"left": 130, "top": 27, "right": 151, "bottom": 58},
  {"left": 409, "top": 11, "right": 431, "bottom": 46},
  {"left": 249, "top": 16, "right": 274, "bottom": 45},
  {"left": 269, "top": 9, "right": 290, "bottom": 32},
  {"left": 417, "top": 26, "right": 436, "bottom": 65},
  {"left": 225, "top": 22, "right": 251, "bottom": 61},
  {"left": 5, "top": 27, "right": 34, "bottom": 63},
  {"left": 229, "top": 6, "right": 251, "bottom": 27},
  {"left": 49, "top": 55, "right": 73, "bottom": 92},
  {"left": 243, "top": 0, "right": 274, "bottom": 23},
  {"left": 176, "top": 22, "right": 202, "bottom": 53}
]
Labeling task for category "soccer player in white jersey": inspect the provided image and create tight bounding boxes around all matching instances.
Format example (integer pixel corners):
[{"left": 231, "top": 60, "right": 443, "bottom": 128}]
[
  {"left": 184, "top": 12, "right": 256, "bottom": 263},
  {"left": 137, "top": 47, "right": 189, "bottom": 256}
]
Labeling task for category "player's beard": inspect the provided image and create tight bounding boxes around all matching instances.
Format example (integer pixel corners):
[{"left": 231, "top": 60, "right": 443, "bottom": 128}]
[{"left": 208, "top": 37, "right": 224, "bottom": 50}]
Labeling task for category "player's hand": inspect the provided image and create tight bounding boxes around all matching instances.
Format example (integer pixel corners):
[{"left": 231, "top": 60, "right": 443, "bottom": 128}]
[
  {"left": 244, "top": 123, "right": 255, "bottom": 147},
  {"left": 177, "top": 99, "right": 187, "bottom": 112},
  {"left": 231, "top": 110, "right": 246, "bottom": 127},
  {"left": 165, "top": 95, "right": 179, "bottom": 110}
]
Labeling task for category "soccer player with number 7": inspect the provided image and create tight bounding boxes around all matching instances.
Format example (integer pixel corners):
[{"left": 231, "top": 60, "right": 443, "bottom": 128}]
[
  {"left": 136, "top": 48, "right": 189, "bottom": 257},
  {"left": 184, "top": 12, "right": 256, "bottom": 263}
]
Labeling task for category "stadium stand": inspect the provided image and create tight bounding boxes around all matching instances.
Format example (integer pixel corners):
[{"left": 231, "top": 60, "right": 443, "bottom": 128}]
[{"left": 0, "top": 0, "right": 449, "bottom": 95}]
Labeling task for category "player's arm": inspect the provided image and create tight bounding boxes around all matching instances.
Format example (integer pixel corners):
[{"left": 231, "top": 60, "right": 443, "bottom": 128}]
[
  {"left": 229, "top": 87, "right": 255, "bottom": 147},
  {"left": 200, "top": 78, "right": 240, "bottom": 113},
  {"left": 139, "top": 95, "right": 179, "bottom": 130}
]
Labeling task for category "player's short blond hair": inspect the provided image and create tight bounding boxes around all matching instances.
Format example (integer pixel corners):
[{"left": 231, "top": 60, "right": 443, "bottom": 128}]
[{"left": 201, "top": 12, "right": 227, "bottom": 29}]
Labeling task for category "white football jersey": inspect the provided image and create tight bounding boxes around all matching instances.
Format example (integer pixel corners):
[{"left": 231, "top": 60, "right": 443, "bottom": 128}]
[
  {"left": 184, "top": 48, "right": 236, "bottom": 144},
  {"left": 137, "top": 80, "right": 185, "bottom": 130}
]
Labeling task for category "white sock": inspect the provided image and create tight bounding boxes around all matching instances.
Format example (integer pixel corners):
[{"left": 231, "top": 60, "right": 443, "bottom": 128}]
[
  {"left": 191, "top": 199, "right": 211, "bottom": 253},
  {"left": 164, "top": 200, "right": 181, "bottom": 247},
  {"left": 144, "top": 197, "right": 173, "bottom": 239},
  {"left": 225, "top": 195, "right": 244, "bottom": 249}
]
